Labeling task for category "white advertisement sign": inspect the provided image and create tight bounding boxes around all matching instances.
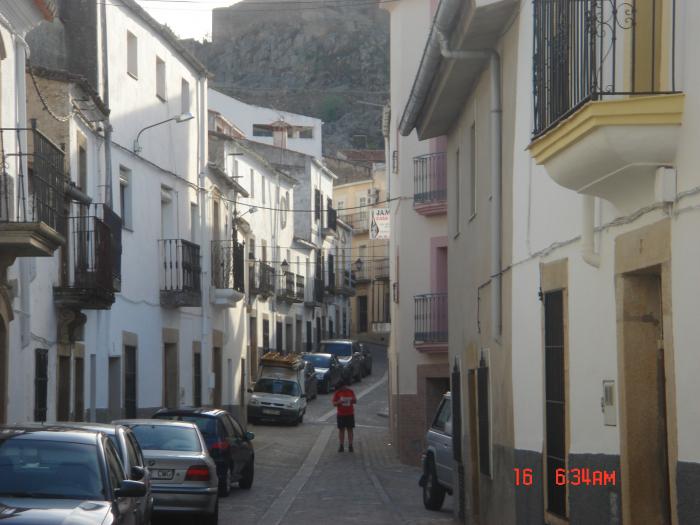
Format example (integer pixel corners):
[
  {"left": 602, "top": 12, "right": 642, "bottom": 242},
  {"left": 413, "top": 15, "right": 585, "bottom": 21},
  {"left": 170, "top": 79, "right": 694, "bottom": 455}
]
[{"left": 370, "top": 208, "right": 390, "bottom": 240}]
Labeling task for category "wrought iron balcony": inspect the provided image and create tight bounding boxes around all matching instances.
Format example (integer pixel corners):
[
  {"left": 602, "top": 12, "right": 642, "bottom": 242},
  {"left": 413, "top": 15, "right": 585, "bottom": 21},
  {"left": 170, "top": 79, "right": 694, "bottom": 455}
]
[
  {"left": 211, "top": 240, "right": 245, "bottom": 305},
  {"left": 335, "top": 268, "right": 355, "bottom": 296},
  {"left": 277, "top": 270, "right": 303, "bottom": 303},
  {"left": 374, "top": 257, "right": 389, "bottom": 280},
  {"left": 0, "top": 122, "right": 66, "bottom": 258},
  {"left": 414, "top": 293, "right": 448, "bottom": 345},
  {"left": 296, "top": 274, "right": 305, "bottom": 301},
  {"left": 532, "top": 0, "right": 679, "bottom": 137},
  {"left": 159, "top": 238, "right": 202, "bottom": 308},
  {"left": 305, "top": 276, "right": 324, "bottom": 307},
  {"left": 53, "top": 203, "right": 118, "bottom": 310},
  {"left": 413, "top": 152, "right": 447, "bottom": 215},
  {"left": 250, "top": 260, "right": 274, "bottom": 298},
  {"left": 338, "top": 211, "right": 368, "bottom": 232}
]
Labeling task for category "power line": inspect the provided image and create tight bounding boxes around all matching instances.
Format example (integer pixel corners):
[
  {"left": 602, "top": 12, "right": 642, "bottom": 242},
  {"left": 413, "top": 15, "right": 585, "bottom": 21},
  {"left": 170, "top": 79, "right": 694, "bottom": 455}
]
[
  {"left": 224, "top": 195, "right": 399, "bottom": 212},
  {"left": 110, "top": 0, "right": 397, "bottom": 13}
]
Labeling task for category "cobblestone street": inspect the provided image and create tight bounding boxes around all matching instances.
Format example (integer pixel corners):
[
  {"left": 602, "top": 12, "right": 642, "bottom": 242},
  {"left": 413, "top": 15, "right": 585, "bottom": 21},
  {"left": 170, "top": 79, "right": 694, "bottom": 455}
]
[{"left": 154, "top": 344, "right": 456, "bottom": 525}]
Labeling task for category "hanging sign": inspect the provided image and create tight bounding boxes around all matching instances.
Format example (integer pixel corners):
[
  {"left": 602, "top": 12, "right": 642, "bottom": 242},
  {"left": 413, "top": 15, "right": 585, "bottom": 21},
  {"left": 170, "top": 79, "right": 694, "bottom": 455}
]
[{"left": 370, "top": 208, "right": 390, "bottom": 240}]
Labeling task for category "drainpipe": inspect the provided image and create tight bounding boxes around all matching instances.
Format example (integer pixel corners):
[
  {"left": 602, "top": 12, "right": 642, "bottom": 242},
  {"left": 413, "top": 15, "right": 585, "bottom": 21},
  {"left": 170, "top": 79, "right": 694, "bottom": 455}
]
[
  {"left": 438, "top": 34, "right": 502, "bottom": 342},
  {"left": 100, "top": 0, "right": 113, "bottom": 207},
  {"left": 581, "top": 195, "right": 600, "bottom": 267},
  {"left": 197, "top": 76, "right": 210, "bottom": 405}
]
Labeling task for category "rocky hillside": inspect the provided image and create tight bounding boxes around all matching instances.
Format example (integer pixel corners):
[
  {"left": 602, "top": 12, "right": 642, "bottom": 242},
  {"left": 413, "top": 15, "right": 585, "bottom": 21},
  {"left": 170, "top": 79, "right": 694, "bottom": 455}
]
[{"left": 184, "top": 0, "right": 389, "bottom": 155}]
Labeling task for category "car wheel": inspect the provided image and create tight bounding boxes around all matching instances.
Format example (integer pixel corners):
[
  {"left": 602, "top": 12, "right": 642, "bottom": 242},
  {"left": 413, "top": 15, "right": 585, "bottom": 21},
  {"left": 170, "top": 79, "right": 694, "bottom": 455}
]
[
  {"left": 218, "top": 465, "right": 232, "bottom": 497},
  {"left": 239, "top": 459, "right": 254, "bottom": 489},
  {"left": 422, "top": 458, "right": 446, "bottom": 511},
  {"left": 202, "top": 500, "right": 219, "bottom": 525}
]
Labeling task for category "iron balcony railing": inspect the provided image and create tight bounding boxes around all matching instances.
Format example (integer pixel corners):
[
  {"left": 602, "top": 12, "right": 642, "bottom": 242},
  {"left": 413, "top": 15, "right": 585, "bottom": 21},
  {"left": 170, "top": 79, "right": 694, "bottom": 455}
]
[
  {"left": 211, "top": 240, "right": 245, "bottom": 293},
  {"left": 338, "top": 211, "right": 368, "bottom": 232},
  {"left": 159, "top": 239, "right": 201, "bottom": 305},
  {"left": 414, "top": 292, "right": 448, "bottom": 343},
  {"left": 413, "top": 152, "right": 447, "bottom": 205},
  {"left": 533, "top": 0, "right": 678, "bottom": 137},
  {"left": 374, "top": 257, "right": 390, "bottom": 280},
  {"left": 0, "top": 122, "right": 65, "bottom": 233},
  {"left": 278, "top": 270, "right": 296, "bottom": 300},
  {"left": 296, "top": 274, "right": 305, "bottom": 301},
  {"left": 335, "top": 268, "right": 353, "bottom": 289},
  {"left": 251, "top": 260, "right": 274, "bottom": 296},
  {"left": 57, "top": 206, "right": 114, "bottom": 305}
]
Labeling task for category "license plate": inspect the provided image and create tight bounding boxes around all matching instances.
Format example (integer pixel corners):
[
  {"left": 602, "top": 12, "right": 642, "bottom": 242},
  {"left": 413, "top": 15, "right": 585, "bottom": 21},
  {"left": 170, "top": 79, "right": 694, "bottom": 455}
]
[
  {"left": 151, "top": 469, "right": 174, "bottom": 480},
  {"left": 262, "top": 409, "right": 281, "bottom": 415}
]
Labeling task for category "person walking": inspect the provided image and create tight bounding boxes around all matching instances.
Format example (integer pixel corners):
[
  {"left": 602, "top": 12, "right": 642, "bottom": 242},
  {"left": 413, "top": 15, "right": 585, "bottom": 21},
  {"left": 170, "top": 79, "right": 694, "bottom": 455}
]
[{"left": 332, "top": 378, "right": 357, "bottom": 452}]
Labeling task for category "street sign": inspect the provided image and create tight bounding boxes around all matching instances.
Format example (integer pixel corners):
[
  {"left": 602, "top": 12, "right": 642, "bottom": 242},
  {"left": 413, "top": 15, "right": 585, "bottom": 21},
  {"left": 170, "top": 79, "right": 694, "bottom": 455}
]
[{"left": 370, "top": 208, "right": 390, "bottom": 240}]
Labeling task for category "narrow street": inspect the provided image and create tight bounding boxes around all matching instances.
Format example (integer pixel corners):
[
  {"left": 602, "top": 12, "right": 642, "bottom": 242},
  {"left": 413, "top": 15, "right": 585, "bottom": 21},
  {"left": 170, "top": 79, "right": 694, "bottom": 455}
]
[{"left": 154, "top": 345, "right": 455, "bottom": 525}]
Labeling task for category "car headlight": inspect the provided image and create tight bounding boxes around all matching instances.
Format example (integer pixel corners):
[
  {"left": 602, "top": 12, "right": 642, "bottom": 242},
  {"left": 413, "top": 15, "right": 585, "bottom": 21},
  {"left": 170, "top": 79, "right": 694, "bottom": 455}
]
[{"left": 286, "top": 399, "right": 299, "bottom": 409}]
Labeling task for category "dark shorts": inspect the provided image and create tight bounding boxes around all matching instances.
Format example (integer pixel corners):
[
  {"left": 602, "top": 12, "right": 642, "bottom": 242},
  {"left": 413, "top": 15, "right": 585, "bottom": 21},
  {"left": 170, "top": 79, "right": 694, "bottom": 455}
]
[{"left": 337, "top": 414, "right": 355, "bottom": 429}]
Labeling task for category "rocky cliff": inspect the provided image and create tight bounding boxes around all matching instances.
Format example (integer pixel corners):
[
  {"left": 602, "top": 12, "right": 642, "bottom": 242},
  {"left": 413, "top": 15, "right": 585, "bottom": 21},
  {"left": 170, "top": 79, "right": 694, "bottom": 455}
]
[{"left": 184, "top": 0, "right": 389, "bottom": 155}]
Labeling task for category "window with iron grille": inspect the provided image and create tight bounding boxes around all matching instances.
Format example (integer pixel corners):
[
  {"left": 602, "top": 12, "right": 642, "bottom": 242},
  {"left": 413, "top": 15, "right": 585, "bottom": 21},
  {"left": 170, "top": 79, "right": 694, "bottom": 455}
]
[
  {"left": 477, "top": 364, "right": 491, "bottom": 477},
  {"left": 34, "top": 349, "right": 48, "bottom": 422},
  {"left": 124, "top": 346, "right": 137, "bottom": 419},
  {"left": 544, "top": 290, "right": 567, "bottom": 517}
]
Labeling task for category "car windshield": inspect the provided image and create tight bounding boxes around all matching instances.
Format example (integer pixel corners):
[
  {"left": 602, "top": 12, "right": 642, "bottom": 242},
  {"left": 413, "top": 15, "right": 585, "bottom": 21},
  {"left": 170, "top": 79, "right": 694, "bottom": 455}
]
[
  {"left": 0, "top": 439, "right": 104, "bottom": 500},
  {"left": 320, "top": 342, "right": 352, "bottom": 357},
  {"left": 153, "top": 415, "right": 218, "bottom": 438},
  {"left": 130, "top": 424, "right": 202, "bottom": 452},
  {"left": 254, "top": 378, "right": 301, "bottom": 397},
  {"left": 304, "top": 354, "right": 330, "bottom": 367}
]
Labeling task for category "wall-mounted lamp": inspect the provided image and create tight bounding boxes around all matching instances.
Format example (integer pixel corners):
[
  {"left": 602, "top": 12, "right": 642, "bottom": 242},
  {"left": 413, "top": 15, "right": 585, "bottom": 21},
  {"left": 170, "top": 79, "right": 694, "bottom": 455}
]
[{"left": 133, "top": 112, "right": 194, "bottom": 153}]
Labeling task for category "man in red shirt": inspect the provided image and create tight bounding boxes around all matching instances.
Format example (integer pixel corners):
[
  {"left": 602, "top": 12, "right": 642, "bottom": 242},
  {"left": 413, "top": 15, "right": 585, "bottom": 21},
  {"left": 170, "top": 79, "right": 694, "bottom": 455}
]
[{"left": 332, "top": 379, "right": 357, "bottom": 452}]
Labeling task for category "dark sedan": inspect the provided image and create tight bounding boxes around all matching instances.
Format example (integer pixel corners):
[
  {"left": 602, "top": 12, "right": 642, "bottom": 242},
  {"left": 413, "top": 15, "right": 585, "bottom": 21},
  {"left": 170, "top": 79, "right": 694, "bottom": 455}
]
[
  {"left": 0, "top": 425, "right": 147, "bottom": 524},
  {"left": 152, "top": 408, "right": 255, "bottom": 496},
  {"left": 358, "top": 343, "right": 373, "bottom": 376},
  {"left": 303, "top": 360, "right": 318, "bottom": 399},
  {"left": 302, "top": 352, "right": 342, "bottom": 393},
  {"left": 319, "top": 339, "right": 363, "bottom": 383}
]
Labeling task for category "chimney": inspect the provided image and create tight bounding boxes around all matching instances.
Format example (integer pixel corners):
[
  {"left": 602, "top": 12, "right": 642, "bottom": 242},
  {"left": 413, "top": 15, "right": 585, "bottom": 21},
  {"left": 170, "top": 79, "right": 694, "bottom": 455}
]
[{"left": 270, "top": 119, "right": 290, "bottom": 149}]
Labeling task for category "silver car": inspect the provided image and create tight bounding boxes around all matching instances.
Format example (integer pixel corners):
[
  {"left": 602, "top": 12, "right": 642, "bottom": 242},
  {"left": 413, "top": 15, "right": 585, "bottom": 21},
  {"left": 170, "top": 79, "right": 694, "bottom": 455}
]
[
  {"left": 419, "top": 391, "right": 453, "bottom": 511},
  {"left": 115, "top": 419, "right": 219, "bottom": 524}
]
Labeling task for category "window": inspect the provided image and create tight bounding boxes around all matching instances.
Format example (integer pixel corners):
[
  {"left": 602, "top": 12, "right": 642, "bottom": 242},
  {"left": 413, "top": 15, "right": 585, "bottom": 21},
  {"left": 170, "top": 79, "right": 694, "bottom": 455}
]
[
  {"left": 119, "top": 166, "right": 132, "bottom": 229},
  {"left": 469, "top": 124, "right": 476, "bottom": 218},
  {"left": 314, "top": 189, "right": 321, "bottom": 221},
  {"left": 299, "top": 127, "right": 313, "bottom": 139},
  {"left": 77, "top": 136, "right": 87, "bottom": 191},
  {"left": 127, "top": 31, "right": 138, "bottom": 78},
  {"left": 452, "top": 149, "right": 460, "bottom": 237},
  {"left": 432, "top": 397, "right": 452, "bottom": 433},
  {"left": 252, "top": 124, "right": 273, "bottom": 137},
  {"left": 181, "top": 79, "right": 190, "bottom": 114},
  {"left": 124, "top": 345, "right": 137, "bottom": 419},
  {"left": 156, "top": 56, "right": 166, "bottom": 100},
  {"left": 250, "top": 169, "right": 255, "bottom": 198},
  {"left": 34, "top": 349, "right": 48, "bottom": 422},
  {"left": 262, "top": 177, "right": 266, "bottom": 205}
]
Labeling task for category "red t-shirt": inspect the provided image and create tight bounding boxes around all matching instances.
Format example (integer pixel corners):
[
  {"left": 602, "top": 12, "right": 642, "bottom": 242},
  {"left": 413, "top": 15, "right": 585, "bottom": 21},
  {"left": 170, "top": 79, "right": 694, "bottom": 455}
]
[{"left": 333, "top": 388, "right": 356, "bottom": 416}]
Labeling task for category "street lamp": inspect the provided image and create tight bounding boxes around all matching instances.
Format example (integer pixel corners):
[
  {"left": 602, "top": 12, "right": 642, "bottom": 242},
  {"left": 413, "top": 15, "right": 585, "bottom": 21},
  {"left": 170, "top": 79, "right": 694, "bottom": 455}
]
[
  {"left": 280, "top": 259, "right": 289, "bottom": 274},
  {"left": 133, "top": 112, "right": 194, "bottom": 153},
  {"left": 353, "top": 258, "right": 364, "bottom": 274},
  {"left": 237, "top": 206, "right": 258, "bottom": 220}
]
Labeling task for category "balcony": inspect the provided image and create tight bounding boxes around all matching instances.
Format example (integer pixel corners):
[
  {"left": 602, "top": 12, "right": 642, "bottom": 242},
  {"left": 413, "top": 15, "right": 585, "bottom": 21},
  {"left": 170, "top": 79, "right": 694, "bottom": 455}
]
[
  {"left": 335, "top": 269, "right": 355, "bottom": 297},
  {"left": 53, "top": 204, "right": 119, "bottom": 310},
  {"left": 413, "top": 152, "right": 446, "bottom": 216},
  {"left": 374, "top": 258, "right": 389, "bottom": 280},
  {"left": 414, "top": 293, "right": 447, "bottom": 351},
  {"left": 338, "top": 211, "right": 368, "bottom": 233},
  {"left": 250, "top": 260, "right": 274, "bottom": 299},
  {"left": 304, "top": 276, "right": 324, "bottom": 307},
  {"left": 529, "top": 0, "right": 683, "bottom": 212},
  {"left": 323, "top": 206, "right": 337, "bottom": 237},
  {"left": 0, "top": 123, "right": 65, "bottom": 260},
  {"left": 296, "top": 274, "right": 305, "bottom": 302},
  {"left": 277, "top": 270, "right": 303, "bottom": 304},
  {"left": 211, "top": 240, "right": 245, "bottom": 306},
  {"left": 159, "top": 239, "right": 202, "bottom": 308}
]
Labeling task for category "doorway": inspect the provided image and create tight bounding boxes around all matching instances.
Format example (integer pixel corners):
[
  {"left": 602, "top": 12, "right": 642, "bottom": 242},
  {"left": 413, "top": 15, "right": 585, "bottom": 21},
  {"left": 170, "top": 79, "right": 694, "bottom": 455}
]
[
  {"left": 108, "top": 357, "right": 121, "bottom": 421},
  {"left": 74, "top": 356, "right": 84, "bottom": 421},
  {"left": 163, "top": 343, "right": 179, "bottom": 409},
  {"left": 57, "top": 355, "right": 71, "bottom": 421},
  {"left": 358, "top": 296, "right": 368, "bottom": 333},
  {"left": 619, "top": 269, "right": 671, "bottom": 525},
  {"left": 249, "top": 316, "right": 258, "bottom": 381},
  {"left": 276, "top": 321, "right": 283, "bottom": 353},
  {"left": 0, "top": 318, "right": 5, "bottom": 424},
  {"left": 212, "top": 347, "right": 222, "bottom": 407},
  {"left": 285, "top": 322, "right": 293, "bottom": 353}
]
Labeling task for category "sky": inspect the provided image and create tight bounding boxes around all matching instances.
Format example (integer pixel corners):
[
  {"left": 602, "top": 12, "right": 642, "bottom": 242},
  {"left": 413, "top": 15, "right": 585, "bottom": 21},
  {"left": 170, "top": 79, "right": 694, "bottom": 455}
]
[{"left": 136, "top": 0, "right": 239, "bottom": 41}]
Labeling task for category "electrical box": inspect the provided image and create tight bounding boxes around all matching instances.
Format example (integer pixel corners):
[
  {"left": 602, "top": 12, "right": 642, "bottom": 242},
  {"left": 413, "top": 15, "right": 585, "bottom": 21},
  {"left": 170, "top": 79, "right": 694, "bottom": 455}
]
[
  {"left": 654, "top": 166, "right": 676, "bottom": 203},
  {"left": 601, "top": 380, "right": 617, "bottom": 426}
]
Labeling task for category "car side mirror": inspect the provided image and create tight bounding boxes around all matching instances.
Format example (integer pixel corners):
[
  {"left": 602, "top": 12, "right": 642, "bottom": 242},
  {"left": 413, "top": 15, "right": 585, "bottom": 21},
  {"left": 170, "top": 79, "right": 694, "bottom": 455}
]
[
  {"left": 244, "top": 431, "right": 255, "bottom": 441},
  {"left": 247, "top": 388, "right": 253, "bottom": 393},
  {"left": 130, "top": 466, "right": 146, "bottom": 481},
  {"left": 115, "top": 480, "right": 147, "bottom": 498}
]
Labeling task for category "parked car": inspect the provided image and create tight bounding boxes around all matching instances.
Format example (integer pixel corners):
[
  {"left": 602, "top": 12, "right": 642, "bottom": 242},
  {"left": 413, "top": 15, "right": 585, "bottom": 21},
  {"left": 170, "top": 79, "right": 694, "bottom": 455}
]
[
  {"left": 319, "top": 339, "right": 363, "bottom": 383},
  {"left": 358, "top": 342, "right": 373, "bottom": 376},
  {"left": 152, "top": 408, "right": 255, "bottom": 496},
  {"left": 0, "top": 425, "right": 148, "bottom": 524},
  {"left": 302, "top": 360, "right": 319, "bottom": 399},
  {"left": 419, "top": 392, "right": 453, "bottom": 511},
  {"left": 115, "top": 419, "right": 219, "bottom": 524},
  {"left": 247, "top": 352, "right": 308, "bottom": 425},
  {"left": 50, "top": 422, "right": 153, "bottom": 523},
  {"left": 302, "top": 352, "right": 342, "bottom": 393}
]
